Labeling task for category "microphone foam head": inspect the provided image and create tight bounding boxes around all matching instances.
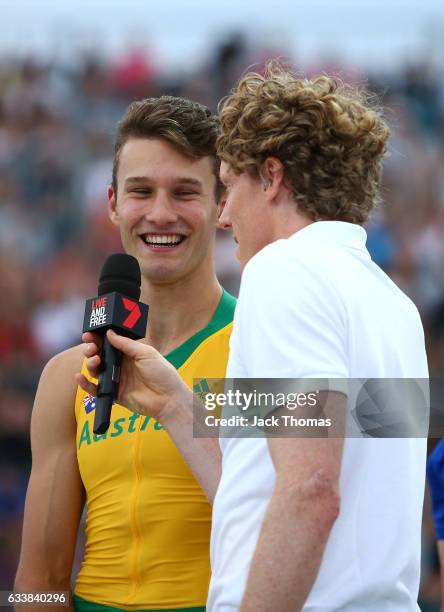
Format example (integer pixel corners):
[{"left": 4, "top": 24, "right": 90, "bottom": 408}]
[{"left": 98, "top": 253, "right": 141, "bottom": 300}]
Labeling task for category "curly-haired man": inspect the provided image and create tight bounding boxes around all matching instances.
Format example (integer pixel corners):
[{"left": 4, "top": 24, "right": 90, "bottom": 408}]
[
  {"left": 78, "top": 67, "right": 429, "bottom": 611},
  {"left": 209, "top": 65, "right": 428, "bottom": 612}
]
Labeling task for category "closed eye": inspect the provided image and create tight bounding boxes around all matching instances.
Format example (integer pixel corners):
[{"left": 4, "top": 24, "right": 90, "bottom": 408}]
[{"left": 130, "top": 189, "right": 152, "bottom": 195}]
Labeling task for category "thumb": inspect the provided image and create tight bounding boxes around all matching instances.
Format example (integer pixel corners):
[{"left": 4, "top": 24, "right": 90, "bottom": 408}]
[{"left": 106, "top": 329, "right": 144, "bottom": 359}]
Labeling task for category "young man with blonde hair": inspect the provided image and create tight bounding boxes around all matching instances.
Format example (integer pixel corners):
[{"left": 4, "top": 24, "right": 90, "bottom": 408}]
[{"left": 80, "top": 67, "right": 428, "bottom": 611}]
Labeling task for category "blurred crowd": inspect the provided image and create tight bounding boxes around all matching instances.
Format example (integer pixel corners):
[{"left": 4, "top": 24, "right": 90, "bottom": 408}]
[{"left": 0, "top": 34, "right": 444, "bottom": 610}]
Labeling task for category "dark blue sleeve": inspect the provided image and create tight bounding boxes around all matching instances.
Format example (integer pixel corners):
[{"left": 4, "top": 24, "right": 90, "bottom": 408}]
[{"left": 427, "top": 440, "right": 444, "bottom": 540}]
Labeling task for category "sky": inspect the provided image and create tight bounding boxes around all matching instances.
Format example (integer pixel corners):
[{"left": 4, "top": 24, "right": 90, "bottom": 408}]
[{"left": 1, "top": 0, "right": 444, "bottom": 70}]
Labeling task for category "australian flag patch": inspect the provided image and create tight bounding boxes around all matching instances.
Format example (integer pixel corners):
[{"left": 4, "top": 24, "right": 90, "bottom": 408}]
[{"left": 83, "top": 394, "right": 97, "bottom": 414}]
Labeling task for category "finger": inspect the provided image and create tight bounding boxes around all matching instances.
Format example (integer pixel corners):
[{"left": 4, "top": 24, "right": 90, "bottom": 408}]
[
  {"left": 82, "top": 332, "right": 103, "bottom": 349},
  {"left": 83, "top": 342, "right": 100, "bottom": 358},
  {"left": 86, "top": 355, "right": 101, "bottom": 378},
  {"left": 106, "top": 329, "right": 157, "bottom": 359},
  {"left": 76, "top": 373, "right": 98, "bottom": 396}
]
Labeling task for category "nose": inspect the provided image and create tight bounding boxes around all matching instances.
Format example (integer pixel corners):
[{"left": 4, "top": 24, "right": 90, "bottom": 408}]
[
  {"left": 217, "top": 195, "right": 232, "bottom": 231},
  {"left": 145, "top": 192, "right": 178, "bottom": 226}
]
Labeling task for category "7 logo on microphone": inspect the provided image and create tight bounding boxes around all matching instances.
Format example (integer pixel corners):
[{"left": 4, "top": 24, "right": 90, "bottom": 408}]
[{"left": 83, "top": 292, "right": 148, "bottom": 340}]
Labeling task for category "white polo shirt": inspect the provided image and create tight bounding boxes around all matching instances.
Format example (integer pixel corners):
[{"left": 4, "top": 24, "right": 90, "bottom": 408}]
[{"left": 208, "top": 221, "right": 428, "bottom": 611}]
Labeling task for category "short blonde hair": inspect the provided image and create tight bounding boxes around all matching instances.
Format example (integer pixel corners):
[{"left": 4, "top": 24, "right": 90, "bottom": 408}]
[{"left": 217, "top": 64, "right": 390, "bottom": 223}]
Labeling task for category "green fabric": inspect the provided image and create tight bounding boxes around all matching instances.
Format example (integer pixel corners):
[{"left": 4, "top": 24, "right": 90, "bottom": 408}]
[
  {"left": 164, "top": 288, "right": 236, "bottom": 370},
  {"left": 73, "top": 594, "right": 205, "bottom": 612}
]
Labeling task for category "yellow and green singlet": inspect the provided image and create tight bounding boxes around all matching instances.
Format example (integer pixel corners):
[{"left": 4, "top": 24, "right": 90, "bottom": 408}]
[{"left": 73, "top": 290, "right": 236, "bottom": 612}]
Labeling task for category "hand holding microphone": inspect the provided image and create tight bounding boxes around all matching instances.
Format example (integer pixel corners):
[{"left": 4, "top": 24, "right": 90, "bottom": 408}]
[
  {"left": 82, "top": 253, "right": 148, "bottom": 435},
  {"left": 78, "top": 254, "right": 191, "bottom": 430}
]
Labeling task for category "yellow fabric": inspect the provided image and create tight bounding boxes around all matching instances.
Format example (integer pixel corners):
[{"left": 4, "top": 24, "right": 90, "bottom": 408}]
[{"left": 74, "top": 321, "right": 233, "bottom": 610}]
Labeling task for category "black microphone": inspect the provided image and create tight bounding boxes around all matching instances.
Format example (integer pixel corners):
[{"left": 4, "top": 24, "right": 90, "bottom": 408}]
[{"left": 82, "top": 254, "right": 149, "bottom": 435}]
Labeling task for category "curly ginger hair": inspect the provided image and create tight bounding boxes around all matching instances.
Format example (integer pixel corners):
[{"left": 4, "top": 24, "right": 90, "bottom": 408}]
[{"left": 217, "top": 64, "right": 390, "bottom": 224}]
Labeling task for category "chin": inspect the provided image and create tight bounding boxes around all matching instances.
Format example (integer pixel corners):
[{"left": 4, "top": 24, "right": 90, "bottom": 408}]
[{"left": 141, "top": 264, "right": 182, "bottom": 284}]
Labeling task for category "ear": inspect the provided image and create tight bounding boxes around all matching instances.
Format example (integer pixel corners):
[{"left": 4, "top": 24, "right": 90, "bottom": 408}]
[
  {"left": 260, "top": 157, "right": 285, "bottom": 202},
  {"left": 108, "top": 185, "right": 120, "bottom": 226}
]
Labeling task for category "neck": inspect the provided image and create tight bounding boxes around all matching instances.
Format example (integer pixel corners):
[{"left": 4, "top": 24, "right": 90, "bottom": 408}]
[
  {"left": 271, "top": 196, "right": 314, "bottom": 240},
  {"left": 140, "top": 262, "right": 223, "bottom": 356}
]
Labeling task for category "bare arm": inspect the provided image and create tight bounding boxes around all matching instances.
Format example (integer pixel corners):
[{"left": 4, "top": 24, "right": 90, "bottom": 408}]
[
  {"left": 240, "top": 392, "right": 345, "bottom": 612},
  {"left": 78, "top": 330, "right": 221, "bottom": 501},
  {"left": 160, "top": 391, "right": 222, "bottom": 502},
  {"left": 15, "top": 346, "right": 86, "bottom": 611}
]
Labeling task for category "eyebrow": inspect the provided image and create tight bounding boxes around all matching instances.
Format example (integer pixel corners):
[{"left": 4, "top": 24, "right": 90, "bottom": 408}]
[
  {"left": 124, "top": 176, "right": 203, "bottom": 189},
  {"left": 174, "top": 178, "right": 203, "bottom": 189}
]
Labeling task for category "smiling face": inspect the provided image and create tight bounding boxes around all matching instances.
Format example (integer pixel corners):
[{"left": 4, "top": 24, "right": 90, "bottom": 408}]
[
  {"left": 218, "top": 161, "right": 274, "bottom": 269},
  {"left": 109, "top": 137, "right": 218, "bottom": 285}
]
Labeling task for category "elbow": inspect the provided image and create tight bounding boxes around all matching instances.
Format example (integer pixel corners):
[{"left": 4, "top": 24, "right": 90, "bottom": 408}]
[
  {"left": 15, "top": 564, "right": 71, "bottom": 593},
  {"left": 308, "top": 474, "right": 340, "bottom": 535},
  {"left": 14, "top": 572, "right": 32, "bottom": 594},
  {"left": 280, "top": 469, "right": 341, "bottom": 534},
  {"left": 314, "top": 469, "right": 340, "bottom": 523},
  {"left": 14, "top": 566, "right": 32, "bottom": 592},
  {"left": 318, "top": 486, "right": 340, "bottom": 533}
]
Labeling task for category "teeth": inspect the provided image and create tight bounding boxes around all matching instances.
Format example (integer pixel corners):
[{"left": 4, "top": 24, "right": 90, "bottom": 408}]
[{"left": 144, "top": 234, "right": 183, "bottom": 245}]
